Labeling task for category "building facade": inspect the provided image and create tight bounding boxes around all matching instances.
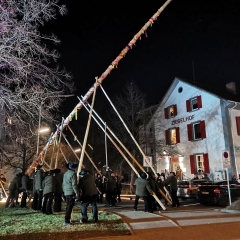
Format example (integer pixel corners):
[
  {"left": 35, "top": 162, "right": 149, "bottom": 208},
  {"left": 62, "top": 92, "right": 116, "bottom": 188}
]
[{"left": 143, "top": 78, "right": 240, "bottom": 180}]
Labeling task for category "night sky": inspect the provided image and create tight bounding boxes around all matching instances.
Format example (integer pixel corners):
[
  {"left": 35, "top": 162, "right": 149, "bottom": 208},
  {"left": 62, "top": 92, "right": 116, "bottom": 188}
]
[{"left": 43, "top": 0, "right": 240, "bottom": 115}]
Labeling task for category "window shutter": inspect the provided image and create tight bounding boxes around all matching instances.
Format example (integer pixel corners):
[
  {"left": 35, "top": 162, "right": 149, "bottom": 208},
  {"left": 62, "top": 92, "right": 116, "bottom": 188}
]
[
  {"left": 190, "top": 155, "right": 195, "bottom": 174},
  {"left": 236, "top": 117, "right": 240, "bottom": 136},
  {"left": 165, "top": 130, "right": 169, "bottom": 145},
  {"left": 197, "top": 95, "right": 202, "bottom": 108},
  {"left": 186, "top": 100, "right": 190, "bottom": 112},
  {"left": 203, "top": 153, "right": 210, "bottom": 173},
  {"left": 200, "top": 120, "right": 206, "bottom": 139},
  {"left": 173, "top": 104, "right": 177, "bottom": 116},
  {"left": 176, "top": 127, "right": 180, "bottom": 143},
  {"left": 164, "top": 108, "right": 168, "bottom": 119},
  {"left": 187, "top": 124, "right": 193, "bottom": 141}
]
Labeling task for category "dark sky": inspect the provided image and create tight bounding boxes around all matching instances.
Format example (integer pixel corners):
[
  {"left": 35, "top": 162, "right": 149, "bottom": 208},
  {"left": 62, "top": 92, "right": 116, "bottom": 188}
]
[{"left": 44, "top": 0, "right": 240, "bottom": 115}]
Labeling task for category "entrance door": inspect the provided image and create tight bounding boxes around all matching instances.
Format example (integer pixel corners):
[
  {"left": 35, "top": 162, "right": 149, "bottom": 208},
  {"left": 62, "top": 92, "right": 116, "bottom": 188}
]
[{"left": 171, "top": 157, "right": 179, "bottom": 173}]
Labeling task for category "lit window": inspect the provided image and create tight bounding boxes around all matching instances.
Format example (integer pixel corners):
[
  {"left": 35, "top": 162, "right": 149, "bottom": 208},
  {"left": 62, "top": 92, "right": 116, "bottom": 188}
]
[
  {"left": 170, "top": 129, "right": 177, "bottom": 144},
  {"left": 196, "top": 154, "right": 204, "bottom": 172},
  {"left": 164, "top": 105, "right": 177, "bottom": 119},
  {"left": 165, "top": 127, "right": 180, "bottom": 145}
]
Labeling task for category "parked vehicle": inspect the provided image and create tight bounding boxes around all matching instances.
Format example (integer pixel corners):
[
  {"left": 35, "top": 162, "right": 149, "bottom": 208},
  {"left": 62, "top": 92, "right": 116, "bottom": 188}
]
[
  {"left": 177, "top": 179, "right": 211, "bottom": 199},
  {"left": 197, "top": 180, "right": 240, "bottom": 206}
]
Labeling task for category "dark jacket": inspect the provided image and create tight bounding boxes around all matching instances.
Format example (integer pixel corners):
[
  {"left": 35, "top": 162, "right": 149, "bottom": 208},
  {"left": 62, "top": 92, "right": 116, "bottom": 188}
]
[
  {"left": 42, "top": 175, "right": 56, "bottom": 195},
  {"left": 163, "top": 175, "right": 178, "bottom": 191},
  {"left": 95, "top": 177, "right": 103, "bottom": 191},
  {"left": 106, "top": 176, "right": 116, "bottom": 192},
  {"left": 54, "top": 173, "right": 63, "bottom": 193},
  {"left": 148, "top": 177, "right": 156, "bottom": 193},
  {"left": 134, "top": 178, "right": 152, "bottom": 196},
  {"left": 78, "top": 174, "right": 98, "bottom": 196},
  {"left": 62, "top": 169, "right": 78, "bottom": 196},
  {"left": 156, "top": 178, "right": 164, "bottom": 191},
  {"left": 9, "top": 176, "right": 21, "bottom": 193},
  {"left": 33, "top": 170, "right": 43, "bottom": 191},
  {"left": 21, "top": 175, "right": 31, "bottom": 191}
]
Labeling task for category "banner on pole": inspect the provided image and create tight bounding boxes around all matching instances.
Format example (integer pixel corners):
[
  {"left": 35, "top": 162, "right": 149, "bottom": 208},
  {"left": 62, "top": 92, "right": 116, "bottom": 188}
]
[
  {"left": 222, "top": 150, "right": 231, "bottom": 168},
  {"left": 143, "top": 156, "right": 152, "bottom": 167}
]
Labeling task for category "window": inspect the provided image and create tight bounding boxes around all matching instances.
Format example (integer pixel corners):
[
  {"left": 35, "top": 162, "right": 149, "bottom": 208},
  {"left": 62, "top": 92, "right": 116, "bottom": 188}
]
[
  {"left": 165, "top": 127, "right": 180, "bottom": 145},
  {"left": 186, "top": 96, "right": 202, "bottom": 112},
  {"left": 196, "top": 154, "right": 204, "bottom": 172},
  {"left": 190, "top": 154, "right": 210, "bottom": 174},
  {"left": 164, "top": 105, "right": 177, "bottom": 119},
  {"left": 236, "top": 117, "right": 240, "bottom": 136},
  {"left": 187, "top": 120, "right": 206, "bottom": 141}
]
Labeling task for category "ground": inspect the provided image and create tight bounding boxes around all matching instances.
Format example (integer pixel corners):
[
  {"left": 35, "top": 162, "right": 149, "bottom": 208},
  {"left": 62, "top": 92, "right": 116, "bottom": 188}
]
[{"left": 0, "top": 202, "right": 130, "bottom": 240}]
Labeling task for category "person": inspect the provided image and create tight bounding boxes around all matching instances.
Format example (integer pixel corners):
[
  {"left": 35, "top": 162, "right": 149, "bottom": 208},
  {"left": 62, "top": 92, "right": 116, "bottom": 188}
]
[
  {"left": 176, "top": 166, "right": 183, "bottom": 180},
  {"left": 115, "top": 175, "right": 122, "bottom": 202},
  {"left": 155, "top": 173, "right": 168, "bottom": 208},
  {"left": 232, "top": 175, "right": 237, "bottom": 181},
  {"left": 147, "top": 172, "right": 157, "bottom": 212},
  {"left": 42, "top": 170, "right": 56, "bottom": 214},
  {"left": 62, "top": 162, "right": 79, "bottom": 226},
  {"left": 53, "top": 168, "right": 63, "bottom": 212},
  {"left": 5, "top": 173, "right": 22, "bottom": 208},
  {"left": 95, "top": 174, "right": 103, "bottom": 204},
  {"left": 163, "top": 172, "right": 179, "bottom": 208},
  {"left": 78, "top": 169, "right": 98, "bottom": 223},
  {"left": 32, "top": 165, "right": 44, "bottom": 211},
  {"left": 134, "top": 172, "right": 152, "bottom": 212},
  {"left": 105, "top": 171, "right": 117, "bottom": 207},
  {"left": 20, "top": 173, "right": 31, "bottom": 208}
]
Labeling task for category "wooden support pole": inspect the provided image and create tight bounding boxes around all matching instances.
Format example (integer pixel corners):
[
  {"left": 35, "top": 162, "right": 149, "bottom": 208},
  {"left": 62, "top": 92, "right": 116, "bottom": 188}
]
[
  {"left": 67, "top": 125, "right": 102, "bottom": 176},
  {"left": 77, "top": 77, "right": 98, "bottom": 177}
]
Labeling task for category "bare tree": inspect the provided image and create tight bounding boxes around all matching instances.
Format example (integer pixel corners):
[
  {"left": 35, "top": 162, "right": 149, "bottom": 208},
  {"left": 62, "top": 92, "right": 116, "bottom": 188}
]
[
  {"left": 0, "top": 0, "right": 74, "bottom": 171},
  {"left": 108, "top": 82, "right": 146, "bottom": 193},
  {"left": 0, "top": 0, "right": 73, "bottom": 131}
]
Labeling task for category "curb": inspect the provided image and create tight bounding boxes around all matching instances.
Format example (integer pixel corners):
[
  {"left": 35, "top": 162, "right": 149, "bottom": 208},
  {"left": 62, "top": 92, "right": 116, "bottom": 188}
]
[{"left": 221, "top": 208, "right": 240, "bottom": 213}]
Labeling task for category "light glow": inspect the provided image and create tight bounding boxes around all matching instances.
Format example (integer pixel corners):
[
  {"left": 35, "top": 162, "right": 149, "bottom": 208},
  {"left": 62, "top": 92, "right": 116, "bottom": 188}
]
[
  {"left": 38, "top": 127, "right": 50, "bottom": 133},
  {"left": 74, "top": 148, "right": 81, "bottom": 152}
]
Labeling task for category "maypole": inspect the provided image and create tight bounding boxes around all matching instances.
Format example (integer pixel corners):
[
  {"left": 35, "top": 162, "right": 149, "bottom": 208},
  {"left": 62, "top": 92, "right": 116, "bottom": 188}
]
[{"left": 26, "top": 0, "right": 172, "bottom": 174}]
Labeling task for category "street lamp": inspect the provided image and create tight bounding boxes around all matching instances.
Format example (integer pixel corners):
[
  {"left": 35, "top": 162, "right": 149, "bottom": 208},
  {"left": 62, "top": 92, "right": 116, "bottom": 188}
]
[
  {"left": 74, "top": 148, "right": 81, "bottom": 152},
  {"left": 36, "top": 94, "right": 75, "bottom": 155},
  {"left": 36, "top": 127, "right": 50, "bottom": 155}
]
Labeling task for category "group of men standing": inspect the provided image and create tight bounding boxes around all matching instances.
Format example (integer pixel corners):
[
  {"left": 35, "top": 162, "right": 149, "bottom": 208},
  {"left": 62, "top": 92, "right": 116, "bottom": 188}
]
[{"left": 134, "top": 171, "right": 179, "bottom": 212}]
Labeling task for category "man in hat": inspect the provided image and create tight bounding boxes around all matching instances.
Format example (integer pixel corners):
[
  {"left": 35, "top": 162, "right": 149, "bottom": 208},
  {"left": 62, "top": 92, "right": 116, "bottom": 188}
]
[
  {"left": 78, "top": 169, "right": 98, "bottom": 223},
  {"left": 134, "top": 172, "right": 153, "bottom": 212},
  {"left": 163, "top": 172, "right": 179, "bottom": 207},
  {"left": 32, "top": 165, "right": 44, "bottom": 210},
  {"left": 62, "top": 162, "right": 79, "bottom": 226}
]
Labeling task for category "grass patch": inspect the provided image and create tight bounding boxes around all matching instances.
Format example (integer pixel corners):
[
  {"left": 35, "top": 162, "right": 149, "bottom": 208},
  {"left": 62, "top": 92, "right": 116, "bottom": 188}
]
[{"left": 0, "top": 202, "right": 130, "bottom": 239}]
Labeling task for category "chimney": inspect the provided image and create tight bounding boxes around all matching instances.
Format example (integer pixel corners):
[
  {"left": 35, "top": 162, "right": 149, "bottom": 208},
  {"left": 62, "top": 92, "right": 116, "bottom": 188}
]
[{"left": 226, "top": 82, "right": 237, "bottom": 95}]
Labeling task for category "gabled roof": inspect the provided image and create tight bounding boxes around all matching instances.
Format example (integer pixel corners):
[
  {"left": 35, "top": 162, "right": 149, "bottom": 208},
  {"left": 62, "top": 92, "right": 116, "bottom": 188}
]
[{"left": 161, "top": 77, "right": 240, "bottom": 105}]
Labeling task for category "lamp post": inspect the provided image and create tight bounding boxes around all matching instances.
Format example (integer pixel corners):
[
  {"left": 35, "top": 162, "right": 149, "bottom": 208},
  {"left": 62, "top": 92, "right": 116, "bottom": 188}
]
[{"left": 36, "top": 126, "right": 50, "bottom": 155}]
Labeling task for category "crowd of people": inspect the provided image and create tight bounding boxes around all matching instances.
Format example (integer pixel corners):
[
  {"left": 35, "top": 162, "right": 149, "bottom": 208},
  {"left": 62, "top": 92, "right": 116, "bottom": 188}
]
[{"left": 1, "top": 163, "right": 180, "bottom": 226}]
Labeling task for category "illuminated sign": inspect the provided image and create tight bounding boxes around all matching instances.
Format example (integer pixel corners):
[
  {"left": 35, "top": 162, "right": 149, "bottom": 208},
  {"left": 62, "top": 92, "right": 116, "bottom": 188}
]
[{"left": 171, "top": 115, "right": 195, "bottom": 125}]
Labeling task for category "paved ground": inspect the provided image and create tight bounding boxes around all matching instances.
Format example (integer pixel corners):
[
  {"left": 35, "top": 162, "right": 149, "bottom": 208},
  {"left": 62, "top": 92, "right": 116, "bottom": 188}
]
[{"left": 93, "top": 200, "right": 240, "bottom": 240}]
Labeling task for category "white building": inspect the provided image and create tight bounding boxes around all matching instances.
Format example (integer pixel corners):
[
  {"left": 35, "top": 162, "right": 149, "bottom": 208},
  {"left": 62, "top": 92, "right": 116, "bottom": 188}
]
[{"left": 142, "top": 78, "right": 240, "bottom": 181}]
